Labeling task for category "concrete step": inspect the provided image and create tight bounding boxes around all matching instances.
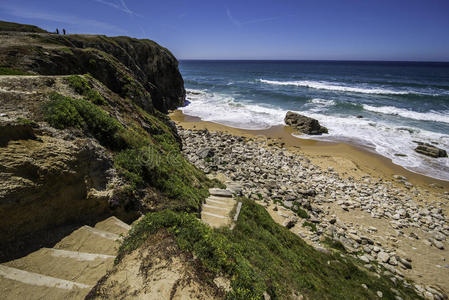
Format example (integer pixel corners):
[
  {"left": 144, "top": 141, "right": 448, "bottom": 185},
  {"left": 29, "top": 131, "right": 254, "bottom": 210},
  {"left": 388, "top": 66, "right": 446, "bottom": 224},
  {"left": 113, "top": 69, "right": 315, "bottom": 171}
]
[
  {"left": 3, "top": 248, "right": 114, "bottom": 285},
  {"left": 94, "top": 216, "right": 131, "bottom": 236},
  {"left": 201, "top": 211, "right": 231, "bottom": 228},
  {"left": 0, "top": 265, "right": 90, "bottom": 300},
  {"left": 225, "top": 181, "right": 243, "bottom": 195},
  {"left": 206, "top": 197, "right": 235, "bottom": 208},
  {"left": 209, "top": 188, "right": 233, "bottom": 198},
  {"left": 53, "top": 225, "right": 120, "bottom": 256},
  {"left": 202, "top": 204, "right": 231, "bottom": 216}
]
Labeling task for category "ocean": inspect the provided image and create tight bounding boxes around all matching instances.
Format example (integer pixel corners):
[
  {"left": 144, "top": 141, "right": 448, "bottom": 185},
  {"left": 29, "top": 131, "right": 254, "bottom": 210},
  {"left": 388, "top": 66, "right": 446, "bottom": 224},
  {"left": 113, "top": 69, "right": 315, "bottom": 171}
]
[{"left": 178, "top": 60, "right": 449, "bottom": 181}]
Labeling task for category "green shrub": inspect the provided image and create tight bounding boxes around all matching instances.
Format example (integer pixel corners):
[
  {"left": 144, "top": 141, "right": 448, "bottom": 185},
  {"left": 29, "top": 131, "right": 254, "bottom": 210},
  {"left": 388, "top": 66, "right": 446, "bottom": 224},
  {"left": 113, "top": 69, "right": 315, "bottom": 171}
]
[
  {"left": 43, "top": 93, "right": 85, "bottom": 129},
  {"left": 322, "top": 237, "right": 347, "bottom": 252},
  {"left": 43, "top": 93, "right": 123, "bottom": 148},
  {"left": 302, "top": 221, "right": 317, "bottom": 232},
  {"left": 292, "top": 206, "right": 309, "bottom": 219},
  {"left": 60, "top": 47, "right": 73, "bottom": 55},
  {"left": 66, "top": 75, "right": 90, "bottom": 95},
  {"left": 117, "top": 210, "right": 265, "bottom": 299},
  {"left": 86, "top": 89, "right": 105, "bottom": 105},
  {"left": 114, "top": 144, "right": 210, "bottom": 211},
  {"left": 16, "top": 117, "right": 38, "bottom": 127},
  {"left": 119, "top": 200, "right": 421, "bottom": 300},
  {"left": 66, "top": 75, "right": 105, "bottom": 105},
  {"left": 0, "top": 67, "right": 29, "bottom": 75}
]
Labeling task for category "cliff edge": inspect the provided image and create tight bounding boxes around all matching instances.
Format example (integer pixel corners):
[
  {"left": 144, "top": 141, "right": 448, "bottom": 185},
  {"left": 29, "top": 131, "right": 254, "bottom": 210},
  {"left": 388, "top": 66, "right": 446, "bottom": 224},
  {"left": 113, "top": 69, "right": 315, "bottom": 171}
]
[{"left": 0, "top": 21, "right": 185, "bottom": 112}]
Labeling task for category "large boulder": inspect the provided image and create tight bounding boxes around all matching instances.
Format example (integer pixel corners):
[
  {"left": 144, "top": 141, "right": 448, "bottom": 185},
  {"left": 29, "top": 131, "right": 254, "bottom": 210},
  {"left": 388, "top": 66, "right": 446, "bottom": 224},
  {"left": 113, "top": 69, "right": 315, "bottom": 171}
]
[
  {"left": 414, "top": 142, "right": 447, "bottom": 158},
  {"left": 284, "top": 111, "right": 328, "bottom": 135}
]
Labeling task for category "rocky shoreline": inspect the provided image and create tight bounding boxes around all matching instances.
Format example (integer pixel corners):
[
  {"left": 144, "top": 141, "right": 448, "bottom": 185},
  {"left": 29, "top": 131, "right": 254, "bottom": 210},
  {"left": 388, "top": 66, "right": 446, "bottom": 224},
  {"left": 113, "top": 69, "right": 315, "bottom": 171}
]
[{"left": 177, "top": 125, "right": 449, "bottom": 300}]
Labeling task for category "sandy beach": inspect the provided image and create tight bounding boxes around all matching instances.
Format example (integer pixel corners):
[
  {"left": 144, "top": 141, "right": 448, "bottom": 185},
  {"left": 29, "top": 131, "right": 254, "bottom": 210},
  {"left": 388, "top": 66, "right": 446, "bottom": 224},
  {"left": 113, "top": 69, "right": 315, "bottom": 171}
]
[
  {"left": 171, "top": 109, "right": 449, "bottom": 296},
  {"left": 170, "top": 110, "right": 449, "bottom": 192}
]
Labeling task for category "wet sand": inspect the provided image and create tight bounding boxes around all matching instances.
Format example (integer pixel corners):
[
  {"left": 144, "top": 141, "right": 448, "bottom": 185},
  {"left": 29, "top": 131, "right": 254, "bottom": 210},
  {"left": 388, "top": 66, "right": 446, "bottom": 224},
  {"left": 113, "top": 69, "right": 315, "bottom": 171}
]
[{"left": 170, "top": 110, "right": 449, "bottom": 192}]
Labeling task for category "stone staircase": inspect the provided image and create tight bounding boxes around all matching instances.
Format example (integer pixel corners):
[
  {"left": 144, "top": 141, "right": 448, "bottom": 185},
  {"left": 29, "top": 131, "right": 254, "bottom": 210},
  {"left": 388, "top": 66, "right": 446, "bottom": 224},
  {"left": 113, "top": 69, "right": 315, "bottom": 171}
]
[
  {"left": 0, "top": 216, "right": 130, "bottom": 300},
  {"left": 201, "top": 187, "right": 241, "bottom": 228}
]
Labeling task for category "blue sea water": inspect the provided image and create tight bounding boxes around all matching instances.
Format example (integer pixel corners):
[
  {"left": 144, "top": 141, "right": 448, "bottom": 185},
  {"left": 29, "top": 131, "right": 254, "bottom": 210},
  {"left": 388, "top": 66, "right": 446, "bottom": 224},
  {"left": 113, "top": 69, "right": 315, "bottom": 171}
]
[{"left": 179, "top": 60, "right": 449, "bottom": 181}]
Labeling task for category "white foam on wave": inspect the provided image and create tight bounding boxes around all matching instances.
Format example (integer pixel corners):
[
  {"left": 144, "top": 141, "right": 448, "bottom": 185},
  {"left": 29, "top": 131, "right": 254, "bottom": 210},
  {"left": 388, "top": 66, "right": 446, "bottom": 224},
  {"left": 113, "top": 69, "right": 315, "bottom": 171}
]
[
  {"left": 310, "top": 98, "right": 335, "bottom": 106},
  {"left": 182, "top": 89, "right": 285, "bottom": 130},
  {"left": 306, "top": 98, "right": 336, "bottom": 112},
  {"left": 296, "top": 112, "right": 449, "bottom": 181},
  {"left": 363, "top": 105, "right": 449, "bottom": 124},
  {"left": 259, "top": 79, "right": 416, "bottom": 95},
  {"left": 182, "top": 88, "right": 449, "bottom": 180}
]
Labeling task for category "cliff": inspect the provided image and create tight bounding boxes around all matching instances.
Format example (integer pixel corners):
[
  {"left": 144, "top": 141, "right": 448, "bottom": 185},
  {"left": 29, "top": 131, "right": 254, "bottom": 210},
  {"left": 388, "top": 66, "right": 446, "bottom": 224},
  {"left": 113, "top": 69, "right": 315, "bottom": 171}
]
[
  {"left": 0, "top": 21, "right": 210, "bottom": 260},
  {"left": 0, "top": 23, "right": 184, "bottom": 112}
]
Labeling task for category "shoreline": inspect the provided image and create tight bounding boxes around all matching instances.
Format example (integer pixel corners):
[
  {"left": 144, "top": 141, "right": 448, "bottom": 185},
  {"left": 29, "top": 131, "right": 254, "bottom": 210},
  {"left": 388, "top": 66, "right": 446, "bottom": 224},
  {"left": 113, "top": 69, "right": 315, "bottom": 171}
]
[
  {"left": 170, "top": 110, "right": 449, "bottom": 191},
  {"left": 176, "top": 121, "right": 449, "bottom": 295}
]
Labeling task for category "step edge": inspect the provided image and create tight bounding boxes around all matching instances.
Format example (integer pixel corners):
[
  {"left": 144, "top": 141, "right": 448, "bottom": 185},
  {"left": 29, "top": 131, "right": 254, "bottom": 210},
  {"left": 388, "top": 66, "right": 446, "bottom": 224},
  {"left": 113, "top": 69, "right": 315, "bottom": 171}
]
[
  {"left": 45, "top": 248, "right": 115, "bottom": 261},
  {"left": 0, "top": 265, "right": 91, "bottom": 290}
]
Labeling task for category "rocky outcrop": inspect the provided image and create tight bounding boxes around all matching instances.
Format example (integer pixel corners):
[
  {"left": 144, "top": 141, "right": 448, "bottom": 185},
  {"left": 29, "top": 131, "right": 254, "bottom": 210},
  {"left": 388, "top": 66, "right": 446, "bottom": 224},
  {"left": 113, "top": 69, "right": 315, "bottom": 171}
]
[
  {"left": 0, "top": 21, "right": 184, "bottom": 112},
  {"left": 414, "top": 142, "right": 447, "bottom": 158},
  {"left": 0, "top": 119, "right": 38, "bottom": 147},
  {"left": 284, "top": 111, "right": 328, "bottom": 135},
  {"left": 0, "top": 71, "right": 208, "bottom": 261}
]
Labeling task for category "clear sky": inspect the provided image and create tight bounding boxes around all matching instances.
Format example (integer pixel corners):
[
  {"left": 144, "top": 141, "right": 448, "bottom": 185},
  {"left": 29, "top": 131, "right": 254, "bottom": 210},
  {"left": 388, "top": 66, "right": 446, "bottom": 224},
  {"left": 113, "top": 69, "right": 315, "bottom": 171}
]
[{"left": 1, "top": 0, "right": 448, "bottom": 61}]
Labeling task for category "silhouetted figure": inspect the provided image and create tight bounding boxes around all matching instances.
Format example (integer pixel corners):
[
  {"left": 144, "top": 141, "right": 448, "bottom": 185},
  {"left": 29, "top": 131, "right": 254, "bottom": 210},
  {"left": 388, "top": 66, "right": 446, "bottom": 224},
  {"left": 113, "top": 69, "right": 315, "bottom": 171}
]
[
  {"left": 56, "top": 28, "right": 59, "bottom": 34},
  {"left": 62, "top": 29, "right": 66, "bottom": 35}
]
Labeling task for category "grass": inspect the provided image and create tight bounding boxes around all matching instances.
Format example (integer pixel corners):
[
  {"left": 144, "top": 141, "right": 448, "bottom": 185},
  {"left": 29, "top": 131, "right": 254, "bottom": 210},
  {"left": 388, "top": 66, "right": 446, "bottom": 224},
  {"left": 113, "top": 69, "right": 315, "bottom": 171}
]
[
  {"left": 66, "top": 75, "right": 105, "bottom": 105},
  {"left": 60, "top": 47, "right": 73, "bottom": 55},
  {"left": 16, "top": 117, "right": 38, "bottom": 127},
  {"left": 0, "top": 20, "right": 47, "bottom": 33},
  {"left": 43, "top": 89, "right": 213, "bottom": 211},
  {"left": 292, "top": 205, "right": 309, "bottom": 219},
  {"left": 302, "top": 221, "right": 318, "bottom": 232},
  {"left": 0, "top": 67, "right": 29, "bottom": 75},
  {"left": 118, "top": 198, "right": 421, "bottom": 300},
  {"left": 113, "top": 132, "right": 211, "bottom": 211},
  {"left": 322, "top": 237, "right": 347, "bottom": 252},
  {"left": 43, "top": 93, "right": 126, "bottom": 149}
]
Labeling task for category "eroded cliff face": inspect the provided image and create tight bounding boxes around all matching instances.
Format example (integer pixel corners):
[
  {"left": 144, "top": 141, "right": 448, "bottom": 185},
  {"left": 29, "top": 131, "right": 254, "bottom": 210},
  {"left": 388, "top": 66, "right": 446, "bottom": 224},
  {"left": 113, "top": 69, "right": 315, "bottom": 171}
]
[
  {"left": 0, "top": 22, "right": 209, "bottom": 261},
  {"left": 0, "top": 28, "right": 185, "bottom": 112},
  {"left": 0, "top": 76, "right": 135, "bottom": 259}
]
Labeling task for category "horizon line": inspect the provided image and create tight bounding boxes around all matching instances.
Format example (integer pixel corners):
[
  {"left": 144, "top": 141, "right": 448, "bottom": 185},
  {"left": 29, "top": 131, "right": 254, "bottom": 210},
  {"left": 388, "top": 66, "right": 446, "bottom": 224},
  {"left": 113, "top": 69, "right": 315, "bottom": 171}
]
[{"left": 179, "top": 58, "right": 449, "bottom": 64}]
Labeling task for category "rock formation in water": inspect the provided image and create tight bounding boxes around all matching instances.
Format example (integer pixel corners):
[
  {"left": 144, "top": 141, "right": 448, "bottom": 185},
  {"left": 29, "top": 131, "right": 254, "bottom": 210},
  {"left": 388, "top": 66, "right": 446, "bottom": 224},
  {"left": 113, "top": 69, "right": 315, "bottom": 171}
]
[
  {"left": 284, "top": 111, "right": 328, "bottom": 135},
  {"left": 414, "top": 142, "right": 448, "bottom": 158}
]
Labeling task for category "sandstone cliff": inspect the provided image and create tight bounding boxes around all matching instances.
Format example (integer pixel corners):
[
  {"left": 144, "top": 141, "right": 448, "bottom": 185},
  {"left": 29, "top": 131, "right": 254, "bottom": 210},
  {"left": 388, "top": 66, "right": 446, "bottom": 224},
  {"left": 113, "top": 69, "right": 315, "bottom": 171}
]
[{"left": 0, "top": 21, "right": 210, "bottom": 261}]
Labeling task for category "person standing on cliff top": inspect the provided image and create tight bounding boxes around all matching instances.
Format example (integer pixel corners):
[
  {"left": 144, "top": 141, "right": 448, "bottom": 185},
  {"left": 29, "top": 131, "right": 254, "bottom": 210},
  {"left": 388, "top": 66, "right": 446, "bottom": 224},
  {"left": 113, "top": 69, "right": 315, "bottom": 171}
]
[
  {"left": 62, "top": 29, "right": 66, "bottom": 35},
  {"left": 56, "top": 28, "right": 59, "bottom": 34}
]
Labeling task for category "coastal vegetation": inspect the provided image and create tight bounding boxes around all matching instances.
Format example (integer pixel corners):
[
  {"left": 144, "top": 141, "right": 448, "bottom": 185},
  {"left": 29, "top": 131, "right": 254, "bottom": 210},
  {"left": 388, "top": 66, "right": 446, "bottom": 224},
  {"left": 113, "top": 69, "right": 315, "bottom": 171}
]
[
  {"left": 118, "top": 198, "right": 420, "bottom": 299},
  {"left": 42, "top": 77, "right": 212, "bottom": 212}
]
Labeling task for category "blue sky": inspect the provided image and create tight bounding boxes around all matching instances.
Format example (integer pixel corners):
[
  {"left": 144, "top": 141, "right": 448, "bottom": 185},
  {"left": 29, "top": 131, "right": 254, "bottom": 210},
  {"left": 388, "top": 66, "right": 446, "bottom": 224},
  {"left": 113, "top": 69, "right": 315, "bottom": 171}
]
[{"left": 1, "top": 0, "right": 448, "bottom": 61}]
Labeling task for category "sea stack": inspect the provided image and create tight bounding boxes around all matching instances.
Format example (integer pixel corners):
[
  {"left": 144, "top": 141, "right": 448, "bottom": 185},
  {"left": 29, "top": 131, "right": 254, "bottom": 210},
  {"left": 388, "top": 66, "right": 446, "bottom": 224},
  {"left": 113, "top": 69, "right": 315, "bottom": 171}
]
[
  {"left": 414, "top": 142, "right": 448, "bottom": 158},
  {"left": 284, "top": 111, "right": 328, "bottom": 135}
]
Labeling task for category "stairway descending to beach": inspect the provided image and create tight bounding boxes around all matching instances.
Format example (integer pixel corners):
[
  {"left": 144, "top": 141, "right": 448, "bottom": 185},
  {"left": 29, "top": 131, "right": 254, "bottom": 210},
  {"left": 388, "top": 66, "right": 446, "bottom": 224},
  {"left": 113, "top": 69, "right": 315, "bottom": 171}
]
[
  {"left": 201, "top": 184, "right": 242, "bottom": 228},
  {"left": 0, "top": 216, "right": 130, "bottom": 300}
]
